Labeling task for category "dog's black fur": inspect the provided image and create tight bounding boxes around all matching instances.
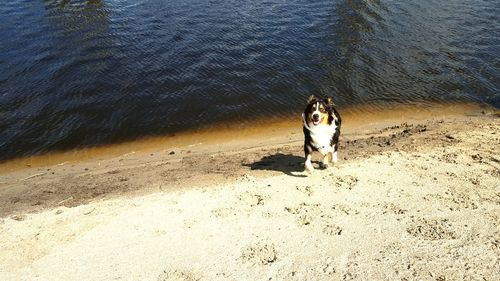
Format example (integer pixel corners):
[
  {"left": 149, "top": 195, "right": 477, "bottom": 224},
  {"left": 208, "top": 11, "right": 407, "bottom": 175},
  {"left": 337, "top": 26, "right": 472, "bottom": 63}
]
[{"left": 302, "top": 96, "right": 341, "bottom": 171}]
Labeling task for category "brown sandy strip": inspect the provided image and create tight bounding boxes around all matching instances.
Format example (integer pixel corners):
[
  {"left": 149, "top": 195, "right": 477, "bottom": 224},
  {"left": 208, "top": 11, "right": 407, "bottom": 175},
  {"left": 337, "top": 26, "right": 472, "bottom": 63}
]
[{"left": 0, "top": 102, "right": 497, "bottom": 218}]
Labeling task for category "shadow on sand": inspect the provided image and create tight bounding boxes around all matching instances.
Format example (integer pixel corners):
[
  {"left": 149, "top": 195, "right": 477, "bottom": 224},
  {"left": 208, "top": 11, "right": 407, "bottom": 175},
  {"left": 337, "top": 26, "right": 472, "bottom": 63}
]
[{"left": 243, "top": 153, "right": 308, "bottom": 178}]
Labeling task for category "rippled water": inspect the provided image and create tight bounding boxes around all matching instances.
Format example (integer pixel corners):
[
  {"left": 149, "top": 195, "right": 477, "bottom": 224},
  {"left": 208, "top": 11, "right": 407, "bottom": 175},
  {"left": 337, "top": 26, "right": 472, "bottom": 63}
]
[{"left": 1, "top": 0, "right": 499, "bottom": 160}]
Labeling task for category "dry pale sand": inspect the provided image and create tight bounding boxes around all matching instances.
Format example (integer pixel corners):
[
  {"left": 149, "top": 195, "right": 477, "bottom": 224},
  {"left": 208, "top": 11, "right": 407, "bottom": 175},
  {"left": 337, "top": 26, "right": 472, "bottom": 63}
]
[{"left": 0, "top": 104, "right": 499, "bottom": 280}]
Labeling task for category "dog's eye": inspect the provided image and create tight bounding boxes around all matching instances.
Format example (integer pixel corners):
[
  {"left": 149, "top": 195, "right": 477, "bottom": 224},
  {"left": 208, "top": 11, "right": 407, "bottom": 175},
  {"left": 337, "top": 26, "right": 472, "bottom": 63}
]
[{"left": 319, "top": 108, "right": 326, "bottom": 113}]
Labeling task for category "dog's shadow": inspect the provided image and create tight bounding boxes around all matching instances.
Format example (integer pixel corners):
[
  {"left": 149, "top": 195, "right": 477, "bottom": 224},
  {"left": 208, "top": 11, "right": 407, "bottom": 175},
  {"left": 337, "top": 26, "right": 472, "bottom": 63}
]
[{"left": 243, "top": 153, "right": 309, "bottom": 177}]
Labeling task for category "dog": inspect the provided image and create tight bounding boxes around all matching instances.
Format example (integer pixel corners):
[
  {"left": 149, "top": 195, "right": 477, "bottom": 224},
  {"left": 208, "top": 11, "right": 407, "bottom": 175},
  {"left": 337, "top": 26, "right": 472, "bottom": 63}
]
[{"left": 302, "top": 95, "right": 341, "bottom": 173}]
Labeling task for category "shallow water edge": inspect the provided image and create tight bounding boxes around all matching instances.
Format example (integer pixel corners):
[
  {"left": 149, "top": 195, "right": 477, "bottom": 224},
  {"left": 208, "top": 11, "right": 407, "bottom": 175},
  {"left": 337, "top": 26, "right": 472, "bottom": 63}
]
[{"left": 0, "top": 101, "right": 493, "bottom": 174}]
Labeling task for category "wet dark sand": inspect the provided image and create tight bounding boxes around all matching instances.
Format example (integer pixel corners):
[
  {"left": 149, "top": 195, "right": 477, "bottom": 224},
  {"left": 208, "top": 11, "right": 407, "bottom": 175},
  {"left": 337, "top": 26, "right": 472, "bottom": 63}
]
[
  {"left": 0, "top": 102, "right": 496, "bottom": 218},
  {"left": 0, "top": 101, "right": 485, "bottom": 173}
]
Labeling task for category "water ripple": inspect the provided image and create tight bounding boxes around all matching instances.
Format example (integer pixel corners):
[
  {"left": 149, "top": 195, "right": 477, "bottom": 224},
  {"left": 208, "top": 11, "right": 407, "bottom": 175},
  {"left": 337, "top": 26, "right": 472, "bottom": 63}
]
[{"left": 0, "top": 0, "right": 498, "bottom": 160}]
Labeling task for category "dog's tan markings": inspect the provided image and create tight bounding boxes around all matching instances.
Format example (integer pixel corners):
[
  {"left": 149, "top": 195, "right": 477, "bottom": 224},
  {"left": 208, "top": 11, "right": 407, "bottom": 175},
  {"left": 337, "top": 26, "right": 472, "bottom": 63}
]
[
  {"left": 321, "top": 112, "right": 329, "bottom": 125},
  {"left": 314, "top": 103, "right": 328, "bottom": 125},
  {"left": 322, "top": 154, "right": 331, "bottom": 167}
]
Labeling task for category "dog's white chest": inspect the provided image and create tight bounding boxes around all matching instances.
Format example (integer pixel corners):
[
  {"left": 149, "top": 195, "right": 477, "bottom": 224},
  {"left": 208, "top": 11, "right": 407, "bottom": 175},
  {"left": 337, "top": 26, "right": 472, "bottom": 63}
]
[{"left": 309, "top": 124, "right": 336, "bottom": 154}]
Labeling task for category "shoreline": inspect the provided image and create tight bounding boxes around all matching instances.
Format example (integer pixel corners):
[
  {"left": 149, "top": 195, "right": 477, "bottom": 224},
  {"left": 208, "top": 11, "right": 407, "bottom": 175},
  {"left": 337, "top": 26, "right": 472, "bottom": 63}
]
[
  {"left": 0, "top": 101, "right": 487, "bottom": 174},
  {"left": 0, "top": 102, "right": 496, "bottom": 218},
  {"left": 0, "top": 105, "right": 498, "bottom": 280}
]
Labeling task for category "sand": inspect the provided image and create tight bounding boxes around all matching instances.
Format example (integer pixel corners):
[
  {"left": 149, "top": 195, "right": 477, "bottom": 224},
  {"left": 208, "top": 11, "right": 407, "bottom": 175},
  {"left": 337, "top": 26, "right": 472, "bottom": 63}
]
[{"left": 0, "top": 105, "right": 499, "bottom": 280}]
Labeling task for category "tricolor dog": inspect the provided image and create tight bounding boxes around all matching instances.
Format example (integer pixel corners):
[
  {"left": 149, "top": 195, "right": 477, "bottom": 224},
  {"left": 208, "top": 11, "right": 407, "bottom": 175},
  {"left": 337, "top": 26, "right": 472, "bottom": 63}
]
[{"left": 302, "top": 95, "right": 342, "bottom": 173}]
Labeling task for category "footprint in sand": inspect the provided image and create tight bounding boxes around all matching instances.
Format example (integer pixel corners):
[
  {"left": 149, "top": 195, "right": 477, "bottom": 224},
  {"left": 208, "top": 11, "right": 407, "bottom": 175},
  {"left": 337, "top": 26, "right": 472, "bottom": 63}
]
[
  {"left": 406, "top": 218, "right": 457, "bottom": 240},
  {"left": 322, "top": 224, "right": 343, "bottom": 236},
  {"left": 381, "top": 203, "right": 407, "bottom": 215},
  {"left": 487, "top": 168, "right": 500, "bottom": 178},
  {"left": 331, "top": 204, "right": 360, "bottom": 215},
  {"left": 329, "top": 175, "right": 359, "bottom": 190},
  {"left": 285, "top": 203, "right": 322, "bottom": 226},
  {"left": 423, "top": 191, "right": 478, "bottom": 211},
  {"left": 237, "top": 191, "right": 268, "bottom": 207},
  {"left": 319, "top": 257, "right": 336, "bottom": 275},
  {"left": 240, "top": 242, "right": 277, "bottom": 265}
]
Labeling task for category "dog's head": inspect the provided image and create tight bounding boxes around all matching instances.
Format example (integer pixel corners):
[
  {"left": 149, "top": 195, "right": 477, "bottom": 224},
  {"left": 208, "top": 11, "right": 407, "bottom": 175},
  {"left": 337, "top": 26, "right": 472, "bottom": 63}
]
[{"left": 303, "top": 95, "right": 336, "bottom": 126}]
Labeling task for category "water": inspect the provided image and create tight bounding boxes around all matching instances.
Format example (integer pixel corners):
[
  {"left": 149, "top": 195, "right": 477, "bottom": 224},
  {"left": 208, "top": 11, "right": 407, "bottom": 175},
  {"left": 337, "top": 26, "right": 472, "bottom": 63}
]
[{"left": 1, "top": 0, "right": 499, "bottom": 161}]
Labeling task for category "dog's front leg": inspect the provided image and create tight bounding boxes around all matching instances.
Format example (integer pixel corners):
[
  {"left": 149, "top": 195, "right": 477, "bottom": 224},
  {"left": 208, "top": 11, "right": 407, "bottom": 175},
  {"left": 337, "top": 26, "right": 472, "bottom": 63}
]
[
  {"left": 303, "top": 128, "right": 315, "bottom": 173},
  {"left": 305, "top": 153, "right": 314, "bottom": 173},
  {"left": 320, "top": 153, "right": 330, "bottom": 169},
  {"left": 304, "top": 144, "right": 314, "bottom": 173},
  {"left": 331, "top": 144, "right": 338, "bottom": 164}
]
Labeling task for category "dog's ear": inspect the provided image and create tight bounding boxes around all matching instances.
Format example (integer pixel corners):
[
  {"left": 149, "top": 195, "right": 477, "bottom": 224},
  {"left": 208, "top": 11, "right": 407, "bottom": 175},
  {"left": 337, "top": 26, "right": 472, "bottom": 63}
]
[
  {"left": 307, "top": 95, "right": 316, "bottom": 104},
  {"left": 325, "top": 97, "right": 335, "bottom": 106}
]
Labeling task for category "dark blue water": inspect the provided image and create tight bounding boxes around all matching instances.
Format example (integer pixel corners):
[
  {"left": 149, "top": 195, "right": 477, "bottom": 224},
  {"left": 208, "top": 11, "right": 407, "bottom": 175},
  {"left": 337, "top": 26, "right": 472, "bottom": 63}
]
[{"left": 1, "top": 0, "right": 499, "bottom": 161}]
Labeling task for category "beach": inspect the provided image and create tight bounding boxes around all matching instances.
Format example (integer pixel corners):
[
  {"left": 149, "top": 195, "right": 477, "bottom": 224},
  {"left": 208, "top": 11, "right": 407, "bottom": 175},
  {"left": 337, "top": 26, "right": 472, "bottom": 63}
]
[
  {"left": 0, "top": 104, "right": 499, "bottom": 280},
  {"left": 2, "top": 0, "right": 499, "bottom": 280}
]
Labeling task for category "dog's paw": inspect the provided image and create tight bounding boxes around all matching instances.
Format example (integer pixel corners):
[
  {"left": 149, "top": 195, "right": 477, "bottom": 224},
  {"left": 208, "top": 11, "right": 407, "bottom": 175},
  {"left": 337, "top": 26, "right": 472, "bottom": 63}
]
[
  {"left": 304, "top": 162, "right": 314, "bottom": 174},
  {"left": 319, "top": 162, "right": 329, "bottom": 169},
  {"left": 331, "top": 152, "right": 338, "bottom": 163}
]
